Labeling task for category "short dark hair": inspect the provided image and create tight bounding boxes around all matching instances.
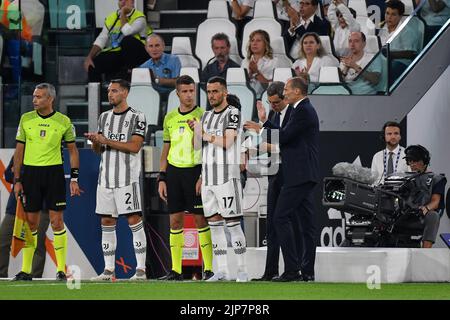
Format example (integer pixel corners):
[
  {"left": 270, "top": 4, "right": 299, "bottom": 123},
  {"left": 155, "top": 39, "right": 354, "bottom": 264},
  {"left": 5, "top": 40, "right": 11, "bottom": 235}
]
[
  {"left": 382, "top": 121, "right": 401, "bottom": 133},
  {"left": 311, "top": 0, "right": 319, "bottom": 6},
  {"left": 211, "top": 33, "right": 231, "bottom": 47},
  {"left": 386, "top": 0, "right": 405, "bottom": 16},
  {"left": 207, "top": 76, "right": 227, "bottom": 88},
  {"left": 267, "top": 81, "right": 285, "bottom": 99},
  {"left": 176, "top": 75, "right": 195, "bottom": 88},
  {"left": 110, "top": 79, "right": 130, "bottom": 91},
  {"left": 289, "top": 76, "right": 309, "bottom": 95}
]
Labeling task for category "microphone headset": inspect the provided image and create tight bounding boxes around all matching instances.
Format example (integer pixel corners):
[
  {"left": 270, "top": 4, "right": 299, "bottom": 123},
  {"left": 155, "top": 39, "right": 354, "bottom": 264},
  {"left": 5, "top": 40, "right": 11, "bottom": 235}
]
[{"left": 404, "top": 144, "right": 430, "bottom": 166}]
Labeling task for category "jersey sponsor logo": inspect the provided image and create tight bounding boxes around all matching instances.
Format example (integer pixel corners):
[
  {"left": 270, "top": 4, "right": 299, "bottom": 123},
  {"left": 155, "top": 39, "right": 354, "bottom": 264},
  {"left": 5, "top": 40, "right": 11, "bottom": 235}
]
[
  {"left": 40, "top": 130, "right": 46, "bottom": 137},
  {"left": 56, "top": 201, "right": 66, "bottom": 206},
  {"left": 136, "top": 121, "right": 146, "bottom": 131},
  {"left": 107, "top": 131, "right": 126, "bottom": 141},
  {"left": 179, "top": 127, "right": 185, "bottom": 134},
  {"left": 38, "top": 123, "right": 50, "bottom": 127}
]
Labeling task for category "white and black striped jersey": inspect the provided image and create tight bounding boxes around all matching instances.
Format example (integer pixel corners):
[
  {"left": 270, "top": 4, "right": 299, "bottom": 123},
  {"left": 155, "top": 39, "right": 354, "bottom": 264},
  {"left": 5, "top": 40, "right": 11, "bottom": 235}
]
[
  {"left": 97, "top": 107, "right": 147, "bottom": 188},
  {"left": 201, "top": 105, "right": 242, "bottom": 186}
]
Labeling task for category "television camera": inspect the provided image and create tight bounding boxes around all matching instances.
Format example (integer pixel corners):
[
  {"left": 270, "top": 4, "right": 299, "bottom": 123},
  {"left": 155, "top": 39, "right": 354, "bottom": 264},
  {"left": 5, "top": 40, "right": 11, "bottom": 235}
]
[{"left": 322, "top": 165, "right": 428, "bottom": 247}]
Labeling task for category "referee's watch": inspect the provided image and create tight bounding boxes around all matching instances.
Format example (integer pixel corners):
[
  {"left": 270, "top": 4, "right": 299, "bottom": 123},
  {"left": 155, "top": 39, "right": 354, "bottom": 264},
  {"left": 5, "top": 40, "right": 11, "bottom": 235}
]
[
  {"left": 155, "top": 77, "right": 160, "bottom": 85},
  {"left": 70, "top": 178, "right": 78, "bottom": 183}
]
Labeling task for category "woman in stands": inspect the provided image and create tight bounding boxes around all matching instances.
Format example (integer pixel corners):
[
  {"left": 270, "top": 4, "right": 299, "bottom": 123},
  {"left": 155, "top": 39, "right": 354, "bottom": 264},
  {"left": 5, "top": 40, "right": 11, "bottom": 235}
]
[
  {"left": 241, "top": 29, "right": 277, "bottom": 98},
  {"left": 292, "top": 32, "right": 339, "bottom": 84}
]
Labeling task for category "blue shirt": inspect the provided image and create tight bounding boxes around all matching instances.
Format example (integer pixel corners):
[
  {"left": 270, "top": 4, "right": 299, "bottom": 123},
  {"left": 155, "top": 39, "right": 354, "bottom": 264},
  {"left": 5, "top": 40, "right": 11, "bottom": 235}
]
[{"left": 140, "top": 53, "right": 181, "bottom": 94}]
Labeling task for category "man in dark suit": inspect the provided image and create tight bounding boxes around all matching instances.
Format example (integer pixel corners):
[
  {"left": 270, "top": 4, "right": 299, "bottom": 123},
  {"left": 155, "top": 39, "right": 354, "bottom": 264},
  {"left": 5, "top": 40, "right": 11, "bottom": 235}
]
[
  {"left": 284, "top": 0, "right": 331, "bottom": 53},
  {"left": 245, "top": 81, "right": 293, "bottom": 281},
  {"left": 259, "top": 77, "right": 319, "bottom": 282}
]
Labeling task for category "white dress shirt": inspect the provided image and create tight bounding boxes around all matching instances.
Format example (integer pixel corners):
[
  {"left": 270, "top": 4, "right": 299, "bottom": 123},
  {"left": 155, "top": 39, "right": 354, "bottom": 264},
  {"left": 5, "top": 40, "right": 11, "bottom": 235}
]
[{"left": 371, "top": 145, "right": 409, "bottom": 184}]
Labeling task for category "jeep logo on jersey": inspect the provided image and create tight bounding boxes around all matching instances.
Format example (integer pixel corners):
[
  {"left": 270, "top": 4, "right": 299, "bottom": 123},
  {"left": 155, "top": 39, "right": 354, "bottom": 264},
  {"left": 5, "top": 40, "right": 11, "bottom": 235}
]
[
  {"left": 108, "top": 131, "right": 126, "bottom": 141},
  {"left": 137, "top": 121, "right": 146, "bottom": 131}
]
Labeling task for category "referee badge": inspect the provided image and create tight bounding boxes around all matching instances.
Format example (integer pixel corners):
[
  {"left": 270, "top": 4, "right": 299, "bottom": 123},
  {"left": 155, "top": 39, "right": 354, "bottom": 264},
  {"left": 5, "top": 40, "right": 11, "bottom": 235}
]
[
  {"left": 40, "top": 130, "right": 46, "bottom": 138},
  {"left": 179, "top": 127, "right": 185, "bottom": 134}
]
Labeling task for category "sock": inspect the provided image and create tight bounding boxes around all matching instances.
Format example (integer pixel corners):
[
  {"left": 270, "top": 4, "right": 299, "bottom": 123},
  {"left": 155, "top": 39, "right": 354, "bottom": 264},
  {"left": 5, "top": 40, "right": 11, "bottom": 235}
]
[
  {"left": 53, "top": 229, "right": 67, "bottom": 273},
  {"left": 102, "top": 225, "right": 116, "bottom": 271},
  {"left": 170, "top": 229, "right": 184, "bottom": 274},
  {"left": 198, "top": 226, "right": 213, "bottom": 272},
  {"left": 22, "top": 231, "right": 37, "bottom": 274},
  {"left": 209, "top": 220, "right": 229, "bottom": 274},
  {"left": 130, "top": 220, "right": 147, "bottom": 271},
  {"left": 227, "top": 221, "right": 247, "bottom": 273}
]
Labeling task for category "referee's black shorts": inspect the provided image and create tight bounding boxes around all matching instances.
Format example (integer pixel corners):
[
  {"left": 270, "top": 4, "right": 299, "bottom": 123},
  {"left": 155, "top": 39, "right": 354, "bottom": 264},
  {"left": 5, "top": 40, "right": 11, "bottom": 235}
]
[
  {"left": 22, "top": 165, "right": 67, "bottom": 212},
  {"left": 166, "top": 164, "right": 203, "bottom": 215}
]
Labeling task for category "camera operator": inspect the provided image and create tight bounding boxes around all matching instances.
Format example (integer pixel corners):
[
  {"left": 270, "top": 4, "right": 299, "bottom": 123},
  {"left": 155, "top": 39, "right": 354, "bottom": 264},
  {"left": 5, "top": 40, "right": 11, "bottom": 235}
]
[
  {"left": 404, "top": 145, "right": 447, "bottom": 248},
  {"left": 371, "top": 121, "right": 409, "bottom": 185}
]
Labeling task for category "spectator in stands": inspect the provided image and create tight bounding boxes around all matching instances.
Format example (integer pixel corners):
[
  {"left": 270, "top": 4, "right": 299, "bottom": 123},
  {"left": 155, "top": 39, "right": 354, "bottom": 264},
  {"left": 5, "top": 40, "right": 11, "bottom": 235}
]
[
  {"left": 84, "top": 0, "right": 152, "bottom": 82},
  {"left": 201, "top": 33, "right": 241, "bottom": 84},
  {"left": 340, "top": 31, "right": 382, "bottom": 94},
  {"left": 0, "top": 156, "right": 49, "bottom": 279},
  {"left": 292, "top": 32, "right": 339, "bottom": 83},
  {"left": 241, "top": 30, "right": 277, "bottom": 98},
  {"left": 140, "top": 34, "right": 181, "bottom": 99},
  {"left": 284, "top": 0, "right": 331, "bottom": 54},
  {"left": 229, "top": 0, "right": 256, "bottom": 43},
  {"left": 273, "top": 0, "right": 301, "bottom": 35},
  {"left": 416, "top": 0, "right": 450, "bottom": 43},
  {"left": 328, "top": 0, "right": 360, "bottom": 57},
  {"left": 378, "top": 1, "right": 422, "bottom": 81}
]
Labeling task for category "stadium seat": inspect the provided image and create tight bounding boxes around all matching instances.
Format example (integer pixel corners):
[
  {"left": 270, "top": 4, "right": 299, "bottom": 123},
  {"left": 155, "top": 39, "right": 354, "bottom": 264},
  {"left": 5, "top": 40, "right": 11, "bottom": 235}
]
[
  {"left": 357, "top": 16, "right": 376, "bottom": 36},
  {"left": 273, "top": 67, "right": 294, "bottom": 82},
  {"left": 226, "top": 67, "right": 248, "bottom": 84},
  {"left": 131, "top": 68, "right": 153, "bottom": 85},
  {"left": 207, "top": 0, "right": 229, "bottom": 19},
  {"left": 253, "top": 0, "right": 275, "bottom": 19},
  {"left": 196, "top": 19, "right": 237, "bottom": 70},
  {"left": 171, "top": 37, "right": 201, "bottom": 68},
  {"left": 229, "top": 37, "right": 243, "bottom": 65},
  {"left": 400, "top": 0, "right": 414, "bottom": 15},
  {"left": 365, "top": 35, "right": 380, "bottom": 54},
  {"left": 167, "top": 68, "right": 207, "bottom": 112},
  {"left": 128, "top": 84, "right": 160, "bottom": 126},
  {"left": 318, "top": 66, "right": 341, "bottom": 83},
  {"left": 241, "top": 18, "right": 282, "bottom": 57},
  {"left": 180, "top": 67, "right": 200, "bottom": 82},
  {"left": 348, "top": 0, "right": 368, "bottom": 17},
  {"left": 311, "top": 84, "right": 351, "bottom": 95},
  {"left": 272, "top": 36, "right": 293, "bottom": 68},
  {"left": 320, "top": 35, "right": 333, "bottom": 56}
]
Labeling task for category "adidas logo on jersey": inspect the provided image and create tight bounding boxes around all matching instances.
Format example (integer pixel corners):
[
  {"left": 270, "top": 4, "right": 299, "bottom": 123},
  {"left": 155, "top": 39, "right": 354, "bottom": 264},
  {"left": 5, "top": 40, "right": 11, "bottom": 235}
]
[{"left": 126, "top": 206, "right": 132, "bottom": 211}]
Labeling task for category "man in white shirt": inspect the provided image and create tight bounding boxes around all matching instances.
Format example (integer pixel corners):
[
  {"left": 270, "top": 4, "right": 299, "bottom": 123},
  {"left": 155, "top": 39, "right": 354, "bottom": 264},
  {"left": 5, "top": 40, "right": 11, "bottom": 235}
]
[
  {"left": 84, "top": 0, "right": 152, "bottom": 82},
  {"left": 371, "top": 121, "right": 409, "bottom": 185}
]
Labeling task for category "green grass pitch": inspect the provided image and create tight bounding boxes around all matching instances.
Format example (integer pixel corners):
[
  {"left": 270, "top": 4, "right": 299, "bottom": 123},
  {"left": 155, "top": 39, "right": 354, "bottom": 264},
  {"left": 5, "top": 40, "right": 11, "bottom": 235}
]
[{"left": 0, "top": 281, "right": 449, "bottom": 300}]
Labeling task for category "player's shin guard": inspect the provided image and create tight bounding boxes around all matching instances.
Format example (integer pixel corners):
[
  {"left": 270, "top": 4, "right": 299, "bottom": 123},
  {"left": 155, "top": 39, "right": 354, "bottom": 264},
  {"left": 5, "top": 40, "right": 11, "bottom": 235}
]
[
  {"left": 22, "top": 231, "right": 37, "bottom": 274},
  {"left": 198, "top": 226, "right": 213, "bottom": 272},
  {"left": 170, "top": 229, "right": 184, "bottom": 274},
  {"left": 130, "top": 220, "right": 147, "bottom": 271},
  {"left": 102, "top": 225, "right": 117, "bottom": 271},
  {"left": 208, "top": 220, "right": 229, "bottom": 274},
  {"left": 226, "top": 221, "right": 247, "bottom": 273},
  {"left": 53, "top": 229, "right": 67, "bottom": 273}
]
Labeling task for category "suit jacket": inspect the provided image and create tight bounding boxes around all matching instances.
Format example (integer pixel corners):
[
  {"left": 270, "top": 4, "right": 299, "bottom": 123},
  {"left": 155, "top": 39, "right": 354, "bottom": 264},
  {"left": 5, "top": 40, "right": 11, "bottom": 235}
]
[
  {"left": 284, "top": 15, "right": 331, "bottom": 52},
  {"left": 263, "top": 98, "right": 319, "bottom": 187}
]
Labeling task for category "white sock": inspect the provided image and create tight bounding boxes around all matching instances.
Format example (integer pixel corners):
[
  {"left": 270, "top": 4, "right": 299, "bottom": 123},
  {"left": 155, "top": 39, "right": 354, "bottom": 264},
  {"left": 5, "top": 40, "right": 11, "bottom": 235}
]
[
  {"left": 227, "top": 221, "right": 247, "bottom": 273},
  {"left": 101, "top": 225, "right": 116, "bottom": 271},
  {"left": 209, "top": 220, "right": 229, "bottom": 274},
  {"left": 130, "top": 220, "right": 147, "bottom": 270}
]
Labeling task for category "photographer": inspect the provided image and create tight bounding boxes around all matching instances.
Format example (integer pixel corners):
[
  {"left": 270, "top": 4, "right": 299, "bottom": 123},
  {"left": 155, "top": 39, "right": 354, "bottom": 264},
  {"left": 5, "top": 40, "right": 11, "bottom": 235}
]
[{"left": 403, "top": 145, "right": 446, "bottom": 248}]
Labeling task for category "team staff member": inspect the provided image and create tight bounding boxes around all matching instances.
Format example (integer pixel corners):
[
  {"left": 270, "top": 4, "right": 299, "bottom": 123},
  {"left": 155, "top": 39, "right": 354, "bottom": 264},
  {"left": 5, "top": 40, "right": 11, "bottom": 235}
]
[
  {"left": 157, "top": 75, "right": 213, "bottom": 281},
  {"left": 13, "top": 83, "right": 82, "bottom": 281}
]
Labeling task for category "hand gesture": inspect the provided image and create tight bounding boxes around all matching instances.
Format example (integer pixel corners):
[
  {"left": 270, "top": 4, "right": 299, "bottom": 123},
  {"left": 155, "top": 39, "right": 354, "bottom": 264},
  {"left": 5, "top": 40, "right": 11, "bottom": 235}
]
[
  {"left": 244, "top": 121, "right": 261, "bottom": 133},
  {"left": 249, "top": 57, "right": 258, "bottom": 74},
  {"left": 158, "top": 180, "right": 167, "bottom": 202},
  {"left": 70, "top": 181, "right": 84, "bottom": 197},
  {"left": 84, "top": 56, "right": 95, "bottom": 72},
  {"left": 256, "top": 100, "right": 267, "bottom": 122}
]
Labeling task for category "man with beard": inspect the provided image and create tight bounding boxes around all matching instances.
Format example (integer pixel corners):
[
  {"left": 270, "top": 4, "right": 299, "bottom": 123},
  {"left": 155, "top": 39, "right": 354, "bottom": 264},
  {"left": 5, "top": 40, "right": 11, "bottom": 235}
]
[
  {"left": 85, "top": 79, "right": 147, "bottom": 281},
  {"left": 371, "top": 121, "right": 409, "bottom": 185},
  {"left": 200, "top": 33, "right": 241, "bottom": 84}
]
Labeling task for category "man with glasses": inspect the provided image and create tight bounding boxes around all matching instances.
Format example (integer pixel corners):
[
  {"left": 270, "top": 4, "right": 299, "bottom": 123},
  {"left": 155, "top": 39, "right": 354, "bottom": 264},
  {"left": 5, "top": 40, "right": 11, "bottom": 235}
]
[{"left": 284, "top": 0, "right": 331, "bottom": 53}]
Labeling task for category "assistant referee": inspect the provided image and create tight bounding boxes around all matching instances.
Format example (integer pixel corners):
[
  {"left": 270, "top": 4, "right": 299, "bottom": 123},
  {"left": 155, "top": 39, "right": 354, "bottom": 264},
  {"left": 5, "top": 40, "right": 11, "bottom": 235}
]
[{"left": 13, "top": 83, "right": 82, "bottom": 281}]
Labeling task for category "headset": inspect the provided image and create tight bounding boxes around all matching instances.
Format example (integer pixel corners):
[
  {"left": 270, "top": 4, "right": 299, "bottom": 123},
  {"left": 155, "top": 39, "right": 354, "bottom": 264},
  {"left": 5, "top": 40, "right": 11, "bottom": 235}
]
[
  {"left": 380, "top": 121, "right": 401, "bottom": 143},
  {"left": 404, "top": 144, "right": 431, "bottom": 165}
]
